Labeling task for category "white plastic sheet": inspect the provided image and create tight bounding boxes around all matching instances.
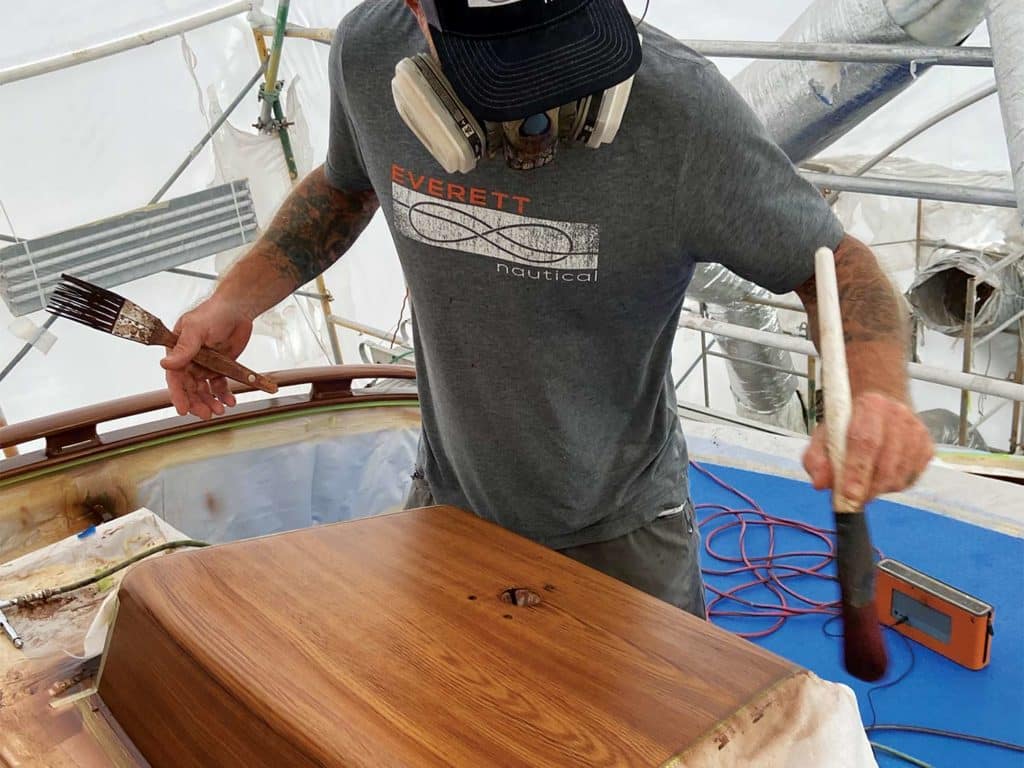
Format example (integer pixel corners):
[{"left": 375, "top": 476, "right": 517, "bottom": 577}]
[
  {"left": 0, "top": 509, "right": 192, "bottom": 659},
  {"left": 136, "top": 425, "right": 419, "bottom": 542},
  {"left": 824, "top": 155, "right": 1023, "bottom": 282},
  {"left": 668, "top": 671, "right": 877, "bottom": 767}
]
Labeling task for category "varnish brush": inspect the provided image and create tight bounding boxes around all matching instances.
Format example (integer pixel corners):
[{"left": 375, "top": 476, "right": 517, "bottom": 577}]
[
  {"left": 46, "top": 274, "right": 278, "bottom": 394},
  {"left": 814, "top": 247, "right": 887, "bottom": 682}
]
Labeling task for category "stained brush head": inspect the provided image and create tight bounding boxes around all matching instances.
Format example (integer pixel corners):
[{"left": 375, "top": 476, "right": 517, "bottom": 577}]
[
  {"left": 834, "top": 513, "right": 888, "bottom": 682},
  {"left": 46, "top": 274, "right": 126, "bottom": 334},
  {"left": 842, "top": 602, "right": 888, "bottom": 681},
  {"left": 46, "top": 273, "right": 163, "bottom": 345}
]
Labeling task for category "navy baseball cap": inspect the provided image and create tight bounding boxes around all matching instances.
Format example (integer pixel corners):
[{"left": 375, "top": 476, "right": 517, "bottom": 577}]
[{"left": 420, "top": 0, "right": 642, "bottom": 122}]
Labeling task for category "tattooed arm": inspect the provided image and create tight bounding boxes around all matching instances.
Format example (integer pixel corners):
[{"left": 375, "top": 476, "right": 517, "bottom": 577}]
[
  {"left": 798, "top": 234, "right": 909, "bottom": 401},
  {"left": 795, "top": 234, "right": 933, "bottom": 505},
  {"left": 214, "top": 165, "right": 379, "bottom": 318},
  {"left": 161, "top": 166, "right": 379, "bottom": 419}
]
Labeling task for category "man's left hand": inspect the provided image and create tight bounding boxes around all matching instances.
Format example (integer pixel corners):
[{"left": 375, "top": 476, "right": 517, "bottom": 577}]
[{"left": 803, "top": 391, "right": 934, "bottom": 507}]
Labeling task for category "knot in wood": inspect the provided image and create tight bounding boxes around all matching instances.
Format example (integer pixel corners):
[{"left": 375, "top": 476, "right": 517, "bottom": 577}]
[{"left": 500, "top": 588, "right": 541, "bottom": 607}]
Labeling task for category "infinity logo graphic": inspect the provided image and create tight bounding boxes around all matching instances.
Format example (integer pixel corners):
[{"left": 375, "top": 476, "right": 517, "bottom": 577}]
[
  {"left": 404, "top": 200, "right": 594, "bottom": 264},
  {"left": 392, "top": 182, "right": 600, "bottom": 271}
]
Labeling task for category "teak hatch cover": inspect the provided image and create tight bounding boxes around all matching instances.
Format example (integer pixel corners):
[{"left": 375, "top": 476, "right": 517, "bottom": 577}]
[{"left": 99, "top": 505, "right": 799, "bottom": 767}]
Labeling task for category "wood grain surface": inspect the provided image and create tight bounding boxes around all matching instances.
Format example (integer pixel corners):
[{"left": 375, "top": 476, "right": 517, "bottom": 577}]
[{"left": 99, "top": 506, "right": 800, "bottom": 767}]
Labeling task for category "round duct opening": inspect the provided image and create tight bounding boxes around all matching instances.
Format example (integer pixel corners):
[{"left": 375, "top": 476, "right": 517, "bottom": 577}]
[{"left": 907, "top": 250, "right": 1023, "bottom": 338}]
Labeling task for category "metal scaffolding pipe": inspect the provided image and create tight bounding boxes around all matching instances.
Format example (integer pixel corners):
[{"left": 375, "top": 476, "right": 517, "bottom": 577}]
[
  {"left": 253, "top": 25, "right": 994, "bottom": 66},
  {"left": 974, "top": 308, "right": 1024, "bottom": 349},
  {"left": 258, "top": 0, "right": 291, "bottom": 133},
  {"left": 678, "top": 313, "right": 1024, "bottom": 402},
  {"left": 329, "top": 315, "right": 403, "bottom": 346},
  {"left": 802, "top": 170, "right": 1018, "bottom": 208},
  {"left": 986, "top": 0, "right": 1024, "bottom": 226},
  {"left": 679, "top": 39, "right": 992, "bottom": 66},
  {"left": 252, "top": 24, "right": 333, "bottom": 44},
  {"left": 740, "top": 294, "right": 806, "bottom": 313},
  {"left": 0, "top": 1, "right": 254, "bottom": 86}
]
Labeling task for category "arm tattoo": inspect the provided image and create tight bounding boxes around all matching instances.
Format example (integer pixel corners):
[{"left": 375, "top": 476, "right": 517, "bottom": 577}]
[
  {"left": 797, "top": 235, "right": 910, "bottom": 401},
  {"left": 262, "top": 165, "right": 379, "bottom": 285},
  {"left": 797, "top": 236, "right": 907, "bottom": 347}
]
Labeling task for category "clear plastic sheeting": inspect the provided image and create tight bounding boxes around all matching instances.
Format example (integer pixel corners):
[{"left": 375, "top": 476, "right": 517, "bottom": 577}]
[
  {"left": 818, "top": 153, "right": 1022, "bottom": 448},
  {"left": 0, "top": 0, "right": 1010, "bottom": 431},
  {"left": 907, "top": 248, "right": 1024, "bottom": 338},
  {"left": 822, "top": 156, "right": 1022, "bottom": 280},
  {"left": 732, "top": 0, "right": 987, "bottom": 164},
  {"left": 0, "top": 0, "right": 389, "bottom": 426},
  {"left": 136, "top": 426, "right": 419, "bottom": 543},
  {"left": 918, "top": 408, "right": 989, "bottom": 450}
]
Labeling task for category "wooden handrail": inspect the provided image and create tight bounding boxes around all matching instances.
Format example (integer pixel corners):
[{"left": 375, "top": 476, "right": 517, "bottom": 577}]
[{"left": 0, "top": 365, "right": 416, "bottom": 459}]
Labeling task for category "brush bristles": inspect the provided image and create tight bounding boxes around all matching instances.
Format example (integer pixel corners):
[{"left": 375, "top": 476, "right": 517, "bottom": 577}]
[
  {"left": 46, "top": 274, "right": 126, "bottom": 334},
  {"left": 842, "top": 601, "right": 888, "bottom": 682}
]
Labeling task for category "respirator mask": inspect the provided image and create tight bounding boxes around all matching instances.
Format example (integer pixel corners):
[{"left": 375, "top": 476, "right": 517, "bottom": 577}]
[{"left": 392, "top": 50, "right": 637, "bottom": 174}]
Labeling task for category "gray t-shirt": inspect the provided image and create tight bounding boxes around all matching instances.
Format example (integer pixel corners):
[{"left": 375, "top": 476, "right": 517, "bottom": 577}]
[{"left": 325, "top": 0, "right": 844, "bottom": 549}]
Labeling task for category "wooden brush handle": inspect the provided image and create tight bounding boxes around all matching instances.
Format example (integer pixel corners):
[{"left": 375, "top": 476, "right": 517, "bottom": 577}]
[
  {"left": 815, "top": 247, "right": 887, "bottom": 682},
  {"left": 814, "top": 247, "right": 855, "bottom": 512},
  {"left": 152, "top": 324, "right": 278, "bottom": 395},
  {"left": 192, "top": 346, "right": 278, "bottom": 395}
]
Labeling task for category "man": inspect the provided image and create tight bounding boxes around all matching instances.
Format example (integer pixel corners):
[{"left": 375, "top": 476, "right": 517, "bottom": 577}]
[{"left": 162, "top": 0, "right": 933, "bottom": 619}]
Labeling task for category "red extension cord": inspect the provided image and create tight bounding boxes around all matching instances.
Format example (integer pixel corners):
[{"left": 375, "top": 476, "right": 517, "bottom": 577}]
[{"left": 691, "top": 460, "right": 884, "bottom": 639}]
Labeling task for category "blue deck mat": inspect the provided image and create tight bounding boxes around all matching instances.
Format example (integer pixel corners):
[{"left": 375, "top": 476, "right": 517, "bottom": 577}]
[{"left": 690, "top": 462, "right": 1024, "bottom": 768}]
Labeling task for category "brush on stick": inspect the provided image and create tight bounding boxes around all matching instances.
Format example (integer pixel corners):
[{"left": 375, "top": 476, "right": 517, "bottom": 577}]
[
  {"left": 814, "top": 247, "right": 888, "bottom": 683},
  {"left": 46, "top": 274, "right": 278, "bottom": 395}
]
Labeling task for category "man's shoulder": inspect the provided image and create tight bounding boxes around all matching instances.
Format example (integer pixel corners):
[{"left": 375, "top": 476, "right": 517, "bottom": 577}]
[
  {"left": 635, "top": 23, "right": 732, "bottom": 113},
  {"left": 330, "top": 0, "right": 420, "bottom": 99},
  {"left": 334, "top": 0, "right": 416, "bottom": 55},
  {"left": 639, "top": 22, "right": 709, "bottom": 72}
]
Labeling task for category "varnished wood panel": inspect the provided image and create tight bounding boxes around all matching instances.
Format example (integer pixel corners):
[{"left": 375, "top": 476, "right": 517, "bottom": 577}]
[{"left": 99, "top": 506, "right": 799, "bottom": 767}]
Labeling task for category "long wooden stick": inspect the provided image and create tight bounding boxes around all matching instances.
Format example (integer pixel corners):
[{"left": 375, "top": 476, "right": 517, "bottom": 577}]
[{"left": 815, "top": 247, "right": 888, "bottom": 682}]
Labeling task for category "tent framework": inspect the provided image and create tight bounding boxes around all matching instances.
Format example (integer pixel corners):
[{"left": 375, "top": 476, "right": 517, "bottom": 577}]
[{"left": 0, "top": 0, "right": 1021, "bottom": 454}]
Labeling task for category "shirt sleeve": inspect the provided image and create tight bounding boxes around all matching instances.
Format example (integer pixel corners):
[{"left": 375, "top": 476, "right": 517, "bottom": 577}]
[
  {"left": 677, "top": 62, "right": 845, "bottom": 294},
  {"left": 325, "top": 17, "right": 373, "bottom": 192}
]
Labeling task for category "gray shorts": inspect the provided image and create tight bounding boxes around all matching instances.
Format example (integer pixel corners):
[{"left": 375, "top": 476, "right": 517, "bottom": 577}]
[{"left": 405, "top": 477, "right": 707, "bottom": 620}]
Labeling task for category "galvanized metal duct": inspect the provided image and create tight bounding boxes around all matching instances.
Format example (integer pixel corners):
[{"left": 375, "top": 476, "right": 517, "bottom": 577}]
[
  {"left": 986, "top": 0, "right": 1024, "bottom": 227},
  {"left": 687, "top": 0, "right": 987, "bottom": 432},
  {"left": 687, "top": 268, "right": 807, "bottom": 432},
  {"left": 732, "top": 0, "right": 988, "bottom": 163},
  {"left": 917, "top": 408, "right": 989, "bottom": 450},
  {"left": 906, "top": 250, "right": 1024, "bottom": 338}
]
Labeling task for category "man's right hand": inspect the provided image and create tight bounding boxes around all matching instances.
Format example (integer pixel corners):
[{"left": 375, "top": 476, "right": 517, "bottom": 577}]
[
  {"left": 158, "top": 166, "right": 379, "bottom": 418},
  {"left": 161, "top": 298, "right": 254, "bottom": 420}
]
